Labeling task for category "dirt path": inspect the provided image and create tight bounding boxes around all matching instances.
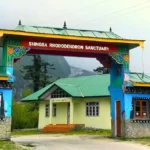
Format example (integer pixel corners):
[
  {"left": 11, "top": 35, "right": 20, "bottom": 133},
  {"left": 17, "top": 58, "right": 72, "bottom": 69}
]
[{"left": 11, "top": 135, "right": 150, "bottom": 150}]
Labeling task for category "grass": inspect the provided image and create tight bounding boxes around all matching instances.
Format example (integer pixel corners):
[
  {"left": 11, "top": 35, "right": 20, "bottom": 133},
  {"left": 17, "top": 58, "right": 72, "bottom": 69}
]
[
  {"left": 65, "top": 129, "right": 111, "bottom": 136},
  {"left": 12, "top": 128, "right": 111, "bottom": 137},
  {"left": 12, "top": 130, "right": 42, "bottom": 136},
  {"left": 0, "top": 141, "right": 30, "bottom": 150}
]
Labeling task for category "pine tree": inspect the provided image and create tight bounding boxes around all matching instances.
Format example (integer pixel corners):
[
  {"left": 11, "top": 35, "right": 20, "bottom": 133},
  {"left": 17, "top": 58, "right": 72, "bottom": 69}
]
[
  {"left": 21, "top": 55, "right": 55, "bottom": 92},
  {"left": 93, "top": 66, "right": 109, "bottom": 74},
  {"left": 20, "top": 55, "right": 55, "bottom": 111}
]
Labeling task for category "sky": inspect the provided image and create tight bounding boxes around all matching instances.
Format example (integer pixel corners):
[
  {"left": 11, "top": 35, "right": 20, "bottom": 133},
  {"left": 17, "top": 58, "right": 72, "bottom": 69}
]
[{"left": 0, "top": 0, "right": 150, "bottom": 73}]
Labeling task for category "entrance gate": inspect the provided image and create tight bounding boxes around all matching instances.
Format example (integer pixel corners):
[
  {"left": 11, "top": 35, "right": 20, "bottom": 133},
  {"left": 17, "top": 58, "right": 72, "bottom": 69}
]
[{"left": 0, "top": 24, "right": 144, "bottom": 140}]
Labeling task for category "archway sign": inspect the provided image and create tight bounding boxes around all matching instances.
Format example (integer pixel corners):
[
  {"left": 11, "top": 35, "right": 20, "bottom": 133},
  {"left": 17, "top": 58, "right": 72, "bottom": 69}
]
[{"left": 0, "top": 25, "right": 144, "bottom": 140}]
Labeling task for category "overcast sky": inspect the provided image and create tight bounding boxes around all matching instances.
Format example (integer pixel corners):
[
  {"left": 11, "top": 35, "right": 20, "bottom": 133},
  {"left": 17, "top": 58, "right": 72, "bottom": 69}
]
[{"left": 0, "top": 0, "right": 150, "bottom": 73}]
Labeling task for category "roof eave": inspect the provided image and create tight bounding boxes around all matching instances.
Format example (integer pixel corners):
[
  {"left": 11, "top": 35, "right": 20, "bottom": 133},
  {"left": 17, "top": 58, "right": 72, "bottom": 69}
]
[{"left": 0, "top": 29, "right": 145, "bottom": 50}]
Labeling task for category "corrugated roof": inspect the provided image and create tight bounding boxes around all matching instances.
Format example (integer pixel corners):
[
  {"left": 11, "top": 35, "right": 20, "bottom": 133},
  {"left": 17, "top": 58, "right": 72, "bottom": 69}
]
[
  {"left": 22, "top": 83, "right": 54, "bottom": 101},
  {"left": 130, "top": 73, "right": 150, "bottom": 83},
  {"left": 21, "top": 73, "right": 150, "bottom": 102},
  {"left": 21, "top": 74, "right": 110, "bottom": 101},
  {"left": 15, "top": 25, "right": 123, "bottom": 39}
]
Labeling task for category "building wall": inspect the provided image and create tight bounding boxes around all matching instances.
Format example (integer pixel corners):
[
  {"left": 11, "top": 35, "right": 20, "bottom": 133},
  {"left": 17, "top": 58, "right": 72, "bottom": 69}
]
[
  {"left": 0, "top": 89, "right": 13, "bottom": 117},
  {"left": 108, "top": 60, "right": 126, "bottom": 137},
  {"left": 73, "top": 97, "right": 111, "bottom": 129},
  {"left": 0, "top": 89, "right": 12, "bottom": 140},
  {"left": 38, "top": 97, "right": 111, "bottom": 129},
  {"left": 38, "top": 101, "right": 50, "bottom": 129},
  {"left": 122, "top": 93, "right": 150, "bottom": 137},
  {"left": 51, "top": 103, "right": 67, "bottom": 124},
  {"left": 38, "top": 100, "right": 68, "bottom": 129}
]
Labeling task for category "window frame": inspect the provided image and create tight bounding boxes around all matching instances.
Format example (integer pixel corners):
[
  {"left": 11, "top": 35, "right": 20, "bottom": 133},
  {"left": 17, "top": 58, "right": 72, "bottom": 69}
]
[
  {"left": 51, "top": 88, "right": 69, "bottom": 98},
  {"left": 86, "top": 102, "right": 99, "bottom": 117},
  {"left": 134, "top": 100, "right": 149, "bottom": 119},
  {"left": 52, "top": 103, "right": 57, "bottom": 117},
  {"left": 45, "top": 104, "right": 50, "bottom": 117}
]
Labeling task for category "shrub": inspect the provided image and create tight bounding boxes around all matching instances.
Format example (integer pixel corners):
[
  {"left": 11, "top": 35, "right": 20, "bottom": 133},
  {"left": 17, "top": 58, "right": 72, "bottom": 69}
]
[{"left": 12, "top": 101, "right": 38, "bottom": 130}]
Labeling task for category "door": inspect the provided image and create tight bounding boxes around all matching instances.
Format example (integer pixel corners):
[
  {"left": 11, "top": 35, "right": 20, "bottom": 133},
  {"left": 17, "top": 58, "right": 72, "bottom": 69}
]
[
  {"left": 116, "top": 101, "right": 121, "bottom": 137},
  {"left": 67, "top": 103, "right": 70, "bottom": 124}
]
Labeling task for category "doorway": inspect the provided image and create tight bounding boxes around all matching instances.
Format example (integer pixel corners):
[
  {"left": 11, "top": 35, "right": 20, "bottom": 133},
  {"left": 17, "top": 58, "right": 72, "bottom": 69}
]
[
  {"left": 116, "top": 101, "right": 121, "bottom": 137},
  {"left": 67, "top": 103, "right": 70, "bottom": 124}
]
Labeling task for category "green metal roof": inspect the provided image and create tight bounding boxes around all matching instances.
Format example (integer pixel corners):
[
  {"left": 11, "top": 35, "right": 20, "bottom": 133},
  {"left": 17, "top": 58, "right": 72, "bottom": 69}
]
[
  {"left": 22, "top": 83, "right": 54, "bottom": 101},
  {"left": 130, "top": 73, "right": 150, "bottom": 83},
  {"left": 21, "top": 74, "right": 110, "bottom": 101},
  {"left": 21, "top": 73, "right": 150, "bottom": 102},
  {"left": 15, "top": 25, "right": 123, "bottom": 39}
]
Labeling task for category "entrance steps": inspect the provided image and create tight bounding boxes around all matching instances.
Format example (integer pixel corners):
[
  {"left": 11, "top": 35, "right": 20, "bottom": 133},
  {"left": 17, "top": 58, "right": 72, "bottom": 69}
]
[{"left": 42, "top": 124, "right": 84, "bottom": 133}]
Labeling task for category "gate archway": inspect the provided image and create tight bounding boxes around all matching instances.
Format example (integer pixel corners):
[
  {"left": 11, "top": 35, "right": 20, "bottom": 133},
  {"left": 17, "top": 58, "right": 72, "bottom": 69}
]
[{"left": 0, "top": 24, "right": 144, "bottom": 139}]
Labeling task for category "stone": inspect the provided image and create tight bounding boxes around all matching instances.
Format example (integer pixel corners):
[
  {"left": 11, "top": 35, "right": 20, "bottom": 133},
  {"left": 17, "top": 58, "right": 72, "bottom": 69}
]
[
  {"left": 123, "top": 119, "right": 150, "bottom": 138},
  {"left": 0, "top": 117, "right": 11, "bottom": 140}
]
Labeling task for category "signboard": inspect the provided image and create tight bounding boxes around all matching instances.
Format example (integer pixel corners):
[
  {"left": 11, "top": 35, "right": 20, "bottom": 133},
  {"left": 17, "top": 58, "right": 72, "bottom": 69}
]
[
  {"left": 21, "top": 39, "right": 117, "bottom": 53},
  {"left": 52, "top": 98, "right": 71, "bottom": 103}
]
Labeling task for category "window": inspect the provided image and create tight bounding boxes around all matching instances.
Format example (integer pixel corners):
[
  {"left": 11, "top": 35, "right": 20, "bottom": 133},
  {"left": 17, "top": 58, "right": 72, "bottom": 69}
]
[
  {"left": 134, "top": 100, "right": 148, "bottom": 118},
  {"left": 86, "top": 102, "right": 99, "bottom": 117},
  {"left": 52, "top": 103, "right": 57, "bottom": 117},
  {"left": 45, "top": 104, "right": 50, "bottom": 117},
  {"left": 51, "top": 88, "right": 69, "bottom": 98}
]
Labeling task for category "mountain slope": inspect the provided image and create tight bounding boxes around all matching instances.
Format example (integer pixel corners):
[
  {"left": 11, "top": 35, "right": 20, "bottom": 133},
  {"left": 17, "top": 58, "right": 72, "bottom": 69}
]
[{"left": 0, "top": 49, "right": 96, "bottom": 100}]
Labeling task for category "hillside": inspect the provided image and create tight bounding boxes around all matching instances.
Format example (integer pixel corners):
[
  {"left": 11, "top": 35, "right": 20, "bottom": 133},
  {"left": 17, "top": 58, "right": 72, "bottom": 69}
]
[{"left": 0, "top": 49, "right": 96, "bottom": 99}]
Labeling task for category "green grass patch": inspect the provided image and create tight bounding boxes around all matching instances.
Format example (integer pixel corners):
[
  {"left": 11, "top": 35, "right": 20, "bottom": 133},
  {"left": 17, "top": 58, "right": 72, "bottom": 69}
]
[
  {"left": 12, "top": 128, "right": 111, "bottom": 137},
  {"left": 0, "top": 141, "right": 29, "bottom": 150},
  {"left": 66, "top": 127, "right": 111, "bottom": 136},
  {"left": 12, "top": 130, "right": 43, "bottom": 136}
]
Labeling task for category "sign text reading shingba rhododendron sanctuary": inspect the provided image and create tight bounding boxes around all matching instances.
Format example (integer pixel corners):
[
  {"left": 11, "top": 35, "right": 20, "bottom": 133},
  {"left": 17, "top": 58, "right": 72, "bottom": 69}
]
[
  {"left": 21, "top": 40, "right": 117, "bottom": 53},
  {"left": 29, "top": 42, "right": 110, "bottom": 51}
]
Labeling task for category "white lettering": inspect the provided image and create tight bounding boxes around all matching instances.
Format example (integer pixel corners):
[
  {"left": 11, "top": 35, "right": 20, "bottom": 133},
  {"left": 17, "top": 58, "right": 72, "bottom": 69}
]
[
  {"left": 28, "top": 42, "right": 110, "bottom": 51},
  {"left": 29, "top": 42, "right": 48, "bottom": 47},
  {"left": 85, "top": 46, "right": 109, "bottom": 51},
  {"left": 49, "top": 43, "right": 84, "bottom": 50}
]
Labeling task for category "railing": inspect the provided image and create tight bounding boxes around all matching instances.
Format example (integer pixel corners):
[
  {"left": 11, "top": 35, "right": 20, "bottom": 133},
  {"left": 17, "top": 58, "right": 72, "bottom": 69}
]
[{"left": 0, "top": 66, "right": 6, "bottom": 75}]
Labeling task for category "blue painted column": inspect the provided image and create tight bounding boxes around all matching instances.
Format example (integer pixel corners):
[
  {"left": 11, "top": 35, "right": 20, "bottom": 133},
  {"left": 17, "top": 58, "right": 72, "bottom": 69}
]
[
  {"left": 0, "top": 38, "right": 14, "bottom": 140},
  {"left": 108, "top": 60, "right": 126, "bottom": 137}
]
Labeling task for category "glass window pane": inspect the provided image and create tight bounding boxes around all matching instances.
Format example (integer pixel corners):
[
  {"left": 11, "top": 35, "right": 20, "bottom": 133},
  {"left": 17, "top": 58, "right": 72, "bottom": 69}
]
[
  {"left": 93, "top": 107, "right": 95, "bottom": 116},
  {"left": 142, "top": 102, "right": 147, "bottom": 106},
  {"left": 142, "top": 106, "right": 147, "bottom": 112},
  {"left": 136, "top": 101, "right": 140, "bottom": 106},
  {"left": 136, "top": 107, "right": 140, "bottom": 111}
]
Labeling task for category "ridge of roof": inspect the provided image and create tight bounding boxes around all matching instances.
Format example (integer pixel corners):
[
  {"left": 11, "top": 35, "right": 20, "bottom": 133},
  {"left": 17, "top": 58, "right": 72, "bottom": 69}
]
[
  {"left": 15, "top": 25, "right": 117, "bottom": 34},
  {"left": 14, "top": 25, "right": 123, "bottom": 39}
]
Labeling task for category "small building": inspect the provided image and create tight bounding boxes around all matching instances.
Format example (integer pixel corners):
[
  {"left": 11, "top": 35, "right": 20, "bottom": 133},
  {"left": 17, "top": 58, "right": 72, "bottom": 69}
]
[
  {"left": 22, "top": 75, "right": 111, "bottom": 132},
  {"left": 22, "top": 73, "right": 150, "bottom": 136},
  {"left": 110, "top": 72, "right": 150, "bottom": 138}
]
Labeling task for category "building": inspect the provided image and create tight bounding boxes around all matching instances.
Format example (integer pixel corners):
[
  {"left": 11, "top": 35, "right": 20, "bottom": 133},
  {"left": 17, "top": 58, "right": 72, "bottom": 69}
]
[
  {"left": 0, "top": 23, "right": 145, "bottom": 139},
  {"left": 110, "top": 72, "right": 150, "bottom": 138},
  {"left": 22, "top": 73, "right": 150, "bottom": 136},
  {"left": 22, "top": 75, "right": 111, "bottom": 132}
]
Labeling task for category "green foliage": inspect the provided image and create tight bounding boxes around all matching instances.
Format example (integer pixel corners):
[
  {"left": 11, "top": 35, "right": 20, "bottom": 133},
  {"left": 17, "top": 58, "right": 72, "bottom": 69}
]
[
  {"left": 12, "top": 101, "right": 38, "bottom": 129},
  {"left": 0, "top": 141, "right": 29, "bottom": 150},
  {"left": 67, "top": 127, "right": 111, "bottom": 136},
  {"left": 93, "top": 66, "right": 109, "bottom": 74},
  {"left": 20, "top": 55, "right": 55, "bottom": 111},
  {"left": 21, "top": 55, "right": 55, "bottom": 92},
  {"left": 22, "top": 89, "right": 33, "bottom": 98}
]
